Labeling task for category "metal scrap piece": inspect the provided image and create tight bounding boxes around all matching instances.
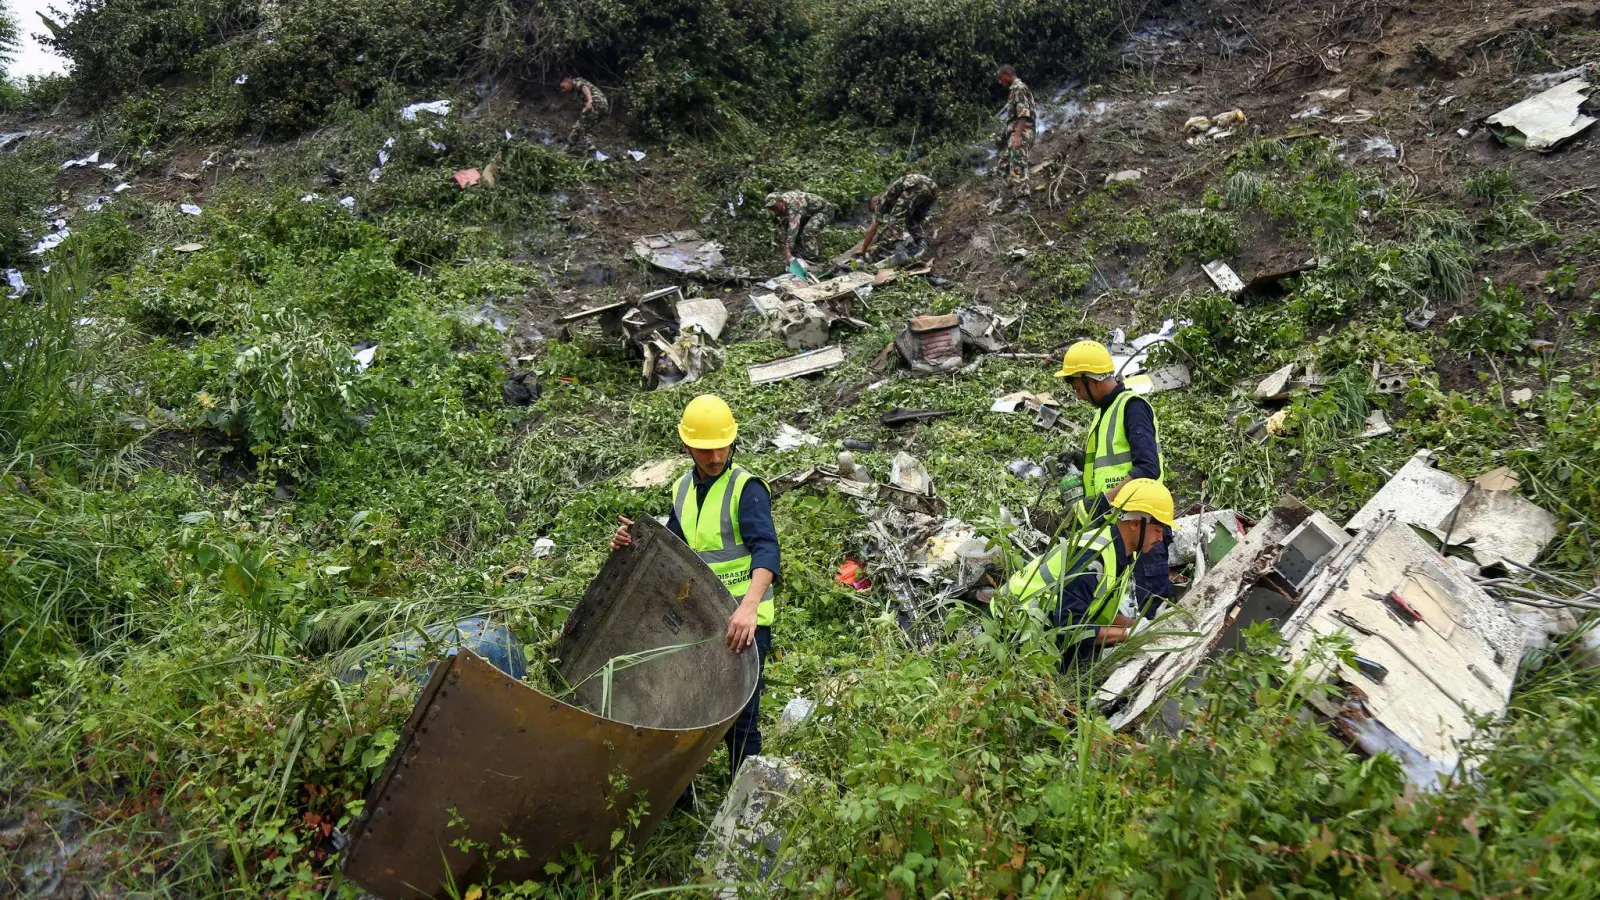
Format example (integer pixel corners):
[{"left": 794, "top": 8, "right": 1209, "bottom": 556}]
[{"left": 342, "top": 516, "right": 757, "bottom": 899}]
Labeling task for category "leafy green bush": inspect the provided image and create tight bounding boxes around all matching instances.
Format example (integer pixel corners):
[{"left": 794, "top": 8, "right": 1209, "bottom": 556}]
[
  {"left": 1446, "top": 279, "right": 1538, "bottom": 354},
  {"left": 1156, "top": 209, "right": 1240, "bottom": 261},
  {"left": 237, "top": 0, "right": 476, "bottom": 132},
  {"left": 0, "top": 155, "right": 50, "bottom": 266},
  {"left": 810, "top": 0, "right": 1127, "bottom": 131},
  {"left": 483, "top": 0, "right": 810, "bottom": 136},
  {"left": 196, "top": 310, "right": 367, "bottom": 470},
  {"left": 44, "top": 0, "right": 255, "bottom": 102}
]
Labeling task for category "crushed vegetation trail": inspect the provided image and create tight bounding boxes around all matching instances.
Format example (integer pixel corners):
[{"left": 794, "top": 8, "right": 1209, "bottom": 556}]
[{"left": 3, "top": 0, "right": 1600, "bottom": 896}]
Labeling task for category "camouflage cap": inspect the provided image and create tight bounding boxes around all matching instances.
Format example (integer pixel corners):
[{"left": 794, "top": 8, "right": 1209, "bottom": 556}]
[{"left": 764, "top": 192, "right": 781, "bottom": 208}]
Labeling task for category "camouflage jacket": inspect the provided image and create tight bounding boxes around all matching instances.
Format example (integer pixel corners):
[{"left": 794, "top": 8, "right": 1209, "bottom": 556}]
[
  {"left": 1001, "top": 78, "right": 1036, "bottom": 123},
  {"left": 875, "top": 174, "right": 938, "bottom": 222},
  {"left": 571, "top": 77, "right": 610, "bottom": 112},
  {"left": 774, "top": 190, "right": 830, "bottom": 241}
]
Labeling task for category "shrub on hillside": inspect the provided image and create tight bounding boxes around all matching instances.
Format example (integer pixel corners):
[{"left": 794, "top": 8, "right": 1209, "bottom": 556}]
[
  {"left": 0, "top": 156, "right": 50, "bottom": 266},
  {"left": 810, "top": 0, "right": 1129, "bottom": 131},
  {"left": 237, "top": 0, "right": 477, "bottom": 132},
  {"left": 481, "top": 0, "right": 810, "bottom": 135},
  {"left": 43, "top": 0, "right": 254, "bottom": 102}
]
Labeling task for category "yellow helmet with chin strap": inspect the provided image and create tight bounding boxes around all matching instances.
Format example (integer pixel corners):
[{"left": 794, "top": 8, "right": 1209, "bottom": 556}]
[
  {"left": 678, "top": 394, "right": 738, "bottom": 449},
  {"left": 1112, "top": 478, "right": 1175, "bottom": 527},
  {"left": 1056, "top": 340, "right": 1116, "bottom": 378}
]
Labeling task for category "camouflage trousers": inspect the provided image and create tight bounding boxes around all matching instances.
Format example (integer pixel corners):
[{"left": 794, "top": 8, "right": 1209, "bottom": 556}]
[
  {"left": 567, "top": 101, "right": 609, "bottom": 147},
  {"left": 790, "top": 208, "right": 832, "bottom": 259},
  {"left": 998, "top": 119, "right": 1036, "bottom": 192}
]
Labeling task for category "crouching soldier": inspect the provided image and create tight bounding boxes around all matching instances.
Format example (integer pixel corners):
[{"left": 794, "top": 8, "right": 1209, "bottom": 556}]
[
  {"left": 765, "top": 190, "right": 833, "bottom": 266},
  {"left": 853, "top": 173, "right": 938, "bottom": 258}
]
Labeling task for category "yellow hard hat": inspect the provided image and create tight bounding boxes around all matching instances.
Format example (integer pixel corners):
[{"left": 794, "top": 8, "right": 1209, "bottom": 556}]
[
  {"left": 1112, "top": 478, "right": 1175, "bottom": 527},
  {"left": 678, "top": 394, "right": 738, "bottom": 449},
  {"left": 1056, "top": 340, "right": 1115, "bottom": 378}
]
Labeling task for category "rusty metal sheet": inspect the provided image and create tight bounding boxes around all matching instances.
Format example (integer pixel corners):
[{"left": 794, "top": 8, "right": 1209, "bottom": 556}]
[{"left": 343, "top": 515, "right": 758, "bottom": 898}]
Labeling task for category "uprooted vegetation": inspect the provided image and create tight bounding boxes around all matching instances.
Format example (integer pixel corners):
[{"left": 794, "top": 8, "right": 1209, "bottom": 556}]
[{"left": 4, "top": 0, "right": 1600, "bottom": 895}]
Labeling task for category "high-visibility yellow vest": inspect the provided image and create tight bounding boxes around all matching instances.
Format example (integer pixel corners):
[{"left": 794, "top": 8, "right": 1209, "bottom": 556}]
[
  {"left": 673, "top": 466, "right": 775, "bottom": 626},
  {"left": 1079, "top": 390, "right": 1165, "bottom": 522},
  {"left": 1002, "top": 527, "right": 1125, "bottom": 644}
]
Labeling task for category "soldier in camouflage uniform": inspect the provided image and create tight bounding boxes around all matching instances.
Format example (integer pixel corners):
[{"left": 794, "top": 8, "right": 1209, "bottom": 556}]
[
  {"left": 855, "top": 173, "right": 938, "bottom": 257},
  {"left": 995, "top": 65, "right": 1037, "bottom": 194},
  {"left": 560, "top": 76, "right": 610, "bottom": 150},
  {"left": 765, "top": 190, "right": 833, "bottom": 264}
]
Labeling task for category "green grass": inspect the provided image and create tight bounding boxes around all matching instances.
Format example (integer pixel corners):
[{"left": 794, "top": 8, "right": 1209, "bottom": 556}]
[{"left": 2, "top": 70, "right": 1599, "bottom": 900}]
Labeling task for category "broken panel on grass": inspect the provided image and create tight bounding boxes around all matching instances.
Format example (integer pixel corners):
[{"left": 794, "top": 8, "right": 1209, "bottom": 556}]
[
  {"left": 1099, "top": 476, "right": 1526, "bottom": 787},
  {"left": 342, "top": 515, "right": 759, "bottom": 899}
]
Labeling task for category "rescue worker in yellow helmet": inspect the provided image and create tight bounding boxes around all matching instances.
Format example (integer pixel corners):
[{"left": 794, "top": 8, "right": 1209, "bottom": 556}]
[
  {"left": 610, "top": 394, "right": 779, "bottom": 773},
  {"left": 1056, "top": 340, "right": 1174, "bottom": 617},
  {"left": 999, "top": 479, "right": 1175, "bottom": 667}
]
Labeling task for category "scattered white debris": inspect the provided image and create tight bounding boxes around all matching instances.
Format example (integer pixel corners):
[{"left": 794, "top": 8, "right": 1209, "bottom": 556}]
[
  {"left": 1304, "top": 87, "right": 1350, "bottom": 103},
  {"left": 300, "top": 192, "right": 320, "bottom": 202},
  {"left": 179, "top": 203, "right": 203, "bottom": 216},
  {"left": 531, "top": 537, "right": 556, "bottom": 559},
  {"left": 59, "top": 150, "right": 100, "bottom": 169},
  {"left": 399, "top": 100, "right": 451, "bottom": 121},
  {"left": 113, "top": 182, "right": 131, "bottom": 193},
  {"left": 771, "top": 423, "right": 822, "bottom": 452},
  {"left": 1330, "top": 110, "right": 1377, "bottom": 125},
  {"left": 1360, "top": 409, "right": 1392, "bottom": 439},
  {"left": 1105, "top": 168, "right": 1144, "bottom": 185},
  {"left": 30, "top": 230, "right": 69, "bottom": 255},
  {"left": 504, "top": 129, "right": 513, "bottom": 140},
  {"left": 1202, "top": 260, "right": 1245, "bottom": 293},
  {"left": 780, "top": 696, "right": 817, "bottom": 728},
  {"left": 383, "top": 137, "right": 396, "bottom": 148},
  {"left": 1486, "top": 78, "right": 1597, "bottom": 151},
  {"left": 339, "top": 196, "right": 356, "bottom": 210},
  {"left": 1361, "top": 137, "right": 1398, "bottom": 159},
  {"left": 627, "top": 149, "right": 646, "bottom": 162},
  {"left": 1510, "top": 387, "right": 1534, "bottom": 405},
  {"left": 351, "top": 344, "right": 378, "bottom": 373},
  {"left": 378, "top": 149, "right": 390, "bottom": 166},
  {"left": 368, "top": 167, "right": 382, "bottom": 183},
  {"left": 97, "top": 161, "right": 116, "bottom": 171},
  {"left": 1458, "top": 128, "right": 1473, "bottom": 138},
  {"left": 428, "top": 140, "right": 446, "bottom": 152},
  {"left": 593, "top": 150, "right": 610, "bottom": 161},
  {"left": 83, "top": 196, "right": 110, "bottom": 212},
  {"left": 5, "top": 269, "right": 25, "bottom": 297},
  {"left": 174, "top": 242, "right": 205, "bottom": 253},
  {"left": 234, "top": 73, "right": 248, "bottom": 85},
  {"left": 1438, "top": 95, "right": 1458, "bottom": 107}
]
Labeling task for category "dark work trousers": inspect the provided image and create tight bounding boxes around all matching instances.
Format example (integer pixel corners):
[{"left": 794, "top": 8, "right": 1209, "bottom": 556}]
[
  {"left": 725, "top": 625, "right": 771, "bottom": 774},
  {"left": 1134, "top": 524, "right": 1175, "bottom": 618}
]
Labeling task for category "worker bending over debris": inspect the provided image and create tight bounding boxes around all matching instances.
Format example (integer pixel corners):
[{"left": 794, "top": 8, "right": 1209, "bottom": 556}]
[
  {"left": 766, "top": 190, "right": 833, "bottom": 267},
  {"left": 995, "top": 65, "right": 1037, "bottom": 195},
  {"left": 1001, "top": 480, "right": 1175, "bottom": 666},
  {"left": 559, "top": 76, "right": 610, "bottom": 150},
  {"left": 1056, "top": 340, "right": 1174, "bottom": 616},
  {"left": 852, "top": 173, "right": 939, "bottom": 258},
  {"left": 610, "top": 395, "right": 779, "bottom": 774}
]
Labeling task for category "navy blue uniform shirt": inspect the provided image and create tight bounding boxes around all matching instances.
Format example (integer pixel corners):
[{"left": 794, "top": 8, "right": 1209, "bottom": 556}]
[
  {"left": 666, "top": 466, "right": 782, "bottom": 581},
  {"left": 1053, "top": 524, "right": 1134, "bottom": 665}
]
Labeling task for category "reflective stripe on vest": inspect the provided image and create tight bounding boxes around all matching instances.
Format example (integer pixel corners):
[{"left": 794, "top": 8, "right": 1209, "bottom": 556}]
[
  {"left": 1002, "top": 528, "right": 1124, "bottom": 642},
  {"left": 673, "top": 467, "right": 776, "bottom": 626},
  {"left": 1082, "top": 390, "right": 1164, "bottom": 498}
]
